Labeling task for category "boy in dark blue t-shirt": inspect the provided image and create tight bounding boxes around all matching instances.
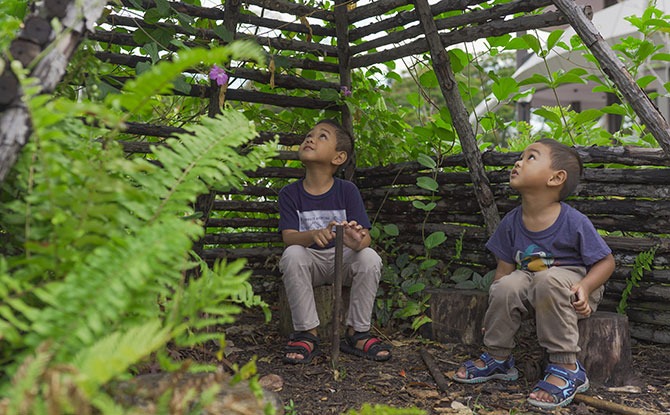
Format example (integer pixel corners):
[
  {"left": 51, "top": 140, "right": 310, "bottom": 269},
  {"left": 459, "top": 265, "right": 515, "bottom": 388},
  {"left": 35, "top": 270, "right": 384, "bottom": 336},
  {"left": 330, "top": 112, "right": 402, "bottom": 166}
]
[
  {"left": 453, "top": 139, "right": 615, "bottom": 410},
  {"left": 278, "top": 119, "right": 391, "bottom": 364}
]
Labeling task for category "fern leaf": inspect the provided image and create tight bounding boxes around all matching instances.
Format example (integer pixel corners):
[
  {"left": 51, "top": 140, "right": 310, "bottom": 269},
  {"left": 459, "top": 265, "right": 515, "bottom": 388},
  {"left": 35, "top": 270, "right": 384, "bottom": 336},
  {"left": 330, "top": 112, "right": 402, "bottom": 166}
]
[{"left": 73, "top": 320, "right": 171, "bottom": 395}]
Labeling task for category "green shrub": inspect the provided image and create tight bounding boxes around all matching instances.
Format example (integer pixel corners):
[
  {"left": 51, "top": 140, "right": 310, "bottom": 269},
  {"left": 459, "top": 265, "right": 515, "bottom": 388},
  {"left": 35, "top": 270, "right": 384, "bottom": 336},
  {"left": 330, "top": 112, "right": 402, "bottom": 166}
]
[{"left": 0, "top": 42, "right": 275, "bottom": 413}]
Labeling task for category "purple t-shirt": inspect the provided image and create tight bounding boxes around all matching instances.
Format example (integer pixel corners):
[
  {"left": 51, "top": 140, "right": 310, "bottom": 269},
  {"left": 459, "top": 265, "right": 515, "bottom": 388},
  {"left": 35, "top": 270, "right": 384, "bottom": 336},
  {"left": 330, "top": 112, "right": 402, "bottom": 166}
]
[
  {"left": 486, "top": 202, "right": 611, "bottom": 271},
  {"left": 278, "top": 178, "right": 371, "bottom": 249}
]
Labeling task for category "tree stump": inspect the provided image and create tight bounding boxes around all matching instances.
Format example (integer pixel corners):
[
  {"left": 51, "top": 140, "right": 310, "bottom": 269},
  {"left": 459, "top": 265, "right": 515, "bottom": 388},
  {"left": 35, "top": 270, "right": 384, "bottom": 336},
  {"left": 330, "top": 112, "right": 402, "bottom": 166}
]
[
  {"left": 577, "top": 311, "right": 633, "bottom": 386},
  {"left": 277, "top": 284, "right": 349, "bottom": 338},
  {"left": 429, "top": 289, "right": 633, "bottom": 386},
  {"left": 429, "top": 288, "right": 488, "bottom": 345}
]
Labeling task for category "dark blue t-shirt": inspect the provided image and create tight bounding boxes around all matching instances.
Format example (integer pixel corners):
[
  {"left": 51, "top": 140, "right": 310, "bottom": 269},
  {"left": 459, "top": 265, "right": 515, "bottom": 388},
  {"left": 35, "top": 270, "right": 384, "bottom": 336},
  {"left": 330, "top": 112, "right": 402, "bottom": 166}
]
[
  {"left": 278, "top": 178, "right": 371, "bottom": 249},
  {"left": 486, "top": 202, "right": 611, "bottom": 271}
]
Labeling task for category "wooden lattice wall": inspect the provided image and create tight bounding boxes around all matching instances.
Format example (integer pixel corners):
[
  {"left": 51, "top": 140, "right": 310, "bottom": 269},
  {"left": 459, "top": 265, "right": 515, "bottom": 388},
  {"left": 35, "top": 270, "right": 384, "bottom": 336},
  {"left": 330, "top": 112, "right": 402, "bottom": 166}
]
[{"left": 2, "top": 0, "right": 670, "bottom": 343}]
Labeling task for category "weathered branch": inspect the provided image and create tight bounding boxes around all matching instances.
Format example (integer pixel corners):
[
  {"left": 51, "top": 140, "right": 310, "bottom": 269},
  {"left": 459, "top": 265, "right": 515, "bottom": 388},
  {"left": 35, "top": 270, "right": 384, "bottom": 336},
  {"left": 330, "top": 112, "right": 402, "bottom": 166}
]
[
  {"left": 551, "top": 0, "right": 670, "bottom": 156},
  {"left": 414, "top": 0, "right": 499, "bottom": 235}
]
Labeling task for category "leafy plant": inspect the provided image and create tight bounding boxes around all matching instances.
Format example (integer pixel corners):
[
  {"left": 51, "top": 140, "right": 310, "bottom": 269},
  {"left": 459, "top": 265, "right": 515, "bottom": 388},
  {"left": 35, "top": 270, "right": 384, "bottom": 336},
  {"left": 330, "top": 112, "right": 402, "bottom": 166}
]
[
  {"left": 617, "top": 245, "right": 658, "bottom": 314},
  {"left": 0, "top": 41, "right": 276, "bottom": 413},
  {"left": 449, "top": 267, "right": 495, "bottom": 292}
]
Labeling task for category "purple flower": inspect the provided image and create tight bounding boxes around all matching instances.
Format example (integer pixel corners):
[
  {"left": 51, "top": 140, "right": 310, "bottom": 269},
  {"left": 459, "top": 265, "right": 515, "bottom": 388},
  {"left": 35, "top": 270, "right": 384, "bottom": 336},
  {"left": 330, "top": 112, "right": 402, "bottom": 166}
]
[
  {"left": 209, "top": 65, "right": 229, "bottom": 86},
  {"left": 340, "top": 86, "right": 352, "bottom": 97}
]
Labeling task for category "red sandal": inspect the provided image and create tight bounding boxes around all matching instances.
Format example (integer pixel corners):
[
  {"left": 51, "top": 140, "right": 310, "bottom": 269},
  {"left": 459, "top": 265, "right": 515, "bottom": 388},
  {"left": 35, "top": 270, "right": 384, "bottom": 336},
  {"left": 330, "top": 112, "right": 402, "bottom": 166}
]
[{"left": 282, "top": 331, "right": 320, "bottom": 364}]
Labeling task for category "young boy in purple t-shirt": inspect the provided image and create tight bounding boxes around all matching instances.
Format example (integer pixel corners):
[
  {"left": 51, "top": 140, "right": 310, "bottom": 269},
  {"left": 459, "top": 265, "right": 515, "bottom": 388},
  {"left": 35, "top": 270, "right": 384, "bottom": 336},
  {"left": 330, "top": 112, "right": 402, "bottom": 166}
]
[
  {"left": 278, "top": 119, "right": 391, "bottom": 364},
  {"left": 453, "top": 139, "right": 615, "bottom": 410}
]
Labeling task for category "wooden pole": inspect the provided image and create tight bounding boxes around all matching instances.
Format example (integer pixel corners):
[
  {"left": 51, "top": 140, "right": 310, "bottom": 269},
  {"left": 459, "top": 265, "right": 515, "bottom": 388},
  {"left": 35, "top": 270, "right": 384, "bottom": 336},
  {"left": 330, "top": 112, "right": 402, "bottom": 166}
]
[
  {"left": 412, "top": 0, "right": 500, "bottom": 235},
  {"left": 331, "top": 225, "right": 344, "bottom": 367},
  {"left": 334, "top": 0, "right": 355, "bottom": 180},
  {"left": 551, "top": 0, "right": 670, "bottom": 156}
]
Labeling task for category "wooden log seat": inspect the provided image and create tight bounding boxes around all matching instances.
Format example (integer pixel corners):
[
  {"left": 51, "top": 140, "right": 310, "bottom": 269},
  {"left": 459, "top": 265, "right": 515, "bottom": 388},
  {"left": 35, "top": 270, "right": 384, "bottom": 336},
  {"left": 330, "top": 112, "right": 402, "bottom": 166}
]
[
  {"left": 429, "top": 288, "right": 633, "bottom": 386},
  {"left": 277, "top": 285, "right": 350, "bottom": 339}
]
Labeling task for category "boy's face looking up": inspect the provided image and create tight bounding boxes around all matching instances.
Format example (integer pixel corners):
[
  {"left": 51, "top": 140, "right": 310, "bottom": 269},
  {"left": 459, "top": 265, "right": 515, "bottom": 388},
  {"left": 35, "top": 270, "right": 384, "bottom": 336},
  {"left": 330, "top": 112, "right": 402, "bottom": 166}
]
[
  {"left": 299, "top": 122, "right": 347, "bottom": 170},
  {"left": 510, "top": 142, "right": 565, "bottom": 196}
]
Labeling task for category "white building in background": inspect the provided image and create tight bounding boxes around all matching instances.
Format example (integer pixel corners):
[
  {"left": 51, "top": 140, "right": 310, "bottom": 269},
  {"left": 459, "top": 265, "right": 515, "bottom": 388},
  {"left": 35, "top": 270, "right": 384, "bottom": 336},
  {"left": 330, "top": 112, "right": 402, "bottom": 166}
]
[{"left": 472, "top": 0, "right": 670, "bottom": 133}]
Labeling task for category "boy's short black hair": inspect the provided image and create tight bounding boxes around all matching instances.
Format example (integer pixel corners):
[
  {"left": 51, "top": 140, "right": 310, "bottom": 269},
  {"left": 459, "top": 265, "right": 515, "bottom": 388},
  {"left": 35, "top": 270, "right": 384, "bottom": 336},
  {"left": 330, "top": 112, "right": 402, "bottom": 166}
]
[
  {"left": 315, "top": 119, "right": 353, "bottom": 160},
  {"left": 537, "top": 138, "right": 583, "bottom": 200}
]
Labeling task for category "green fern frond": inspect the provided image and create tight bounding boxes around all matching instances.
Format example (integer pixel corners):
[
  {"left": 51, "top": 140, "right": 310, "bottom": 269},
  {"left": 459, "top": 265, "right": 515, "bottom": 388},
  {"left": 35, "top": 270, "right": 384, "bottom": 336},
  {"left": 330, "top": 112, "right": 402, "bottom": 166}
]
[
  {"left": 0, "top": 39, "right": 276, "bottom": 412},
  {"left": 73, "top": 320, "right": 171, "bottom": 395}
]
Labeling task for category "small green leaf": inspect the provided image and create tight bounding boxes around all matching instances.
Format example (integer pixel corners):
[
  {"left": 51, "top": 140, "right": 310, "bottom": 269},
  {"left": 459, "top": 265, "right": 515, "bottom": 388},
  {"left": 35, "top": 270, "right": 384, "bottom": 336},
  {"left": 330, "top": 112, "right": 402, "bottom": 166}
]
[
  {"left": 533, "top": 108, "right": 562, "bottom": 124},
  {"left": 419, "top": 70, "right": 438, "bottom": 88},
  {"left": 424, "top": 231, "right": 446, "bottom": 250},
  {"left": 319, "top": 88, "right": 340, "bottom": 101},
  {"left": 417, "top": 153, "right": 437, "bottom": 169},
  {"left": 450, "top": 267, "right": 473, "bottom": 283},
  {"left": 412, "top": 200, "right": 436, "bottom": 211},
  {"left": 420, "top": 259, "right": 438, "bottom": 270},
  {"left": 416, "top": 176, "right": 438, "bottom": 192},
  {"left": 573, "top": 108, "right": 603, "bottom": 125},
  {"left": 383, "top": 224, "right": 399, "bottom": 236},
  {"left": 491, "top": 77, "right": 519, "bottom": 101},
  {"left": 411, "top": 315, "right": 432, "bottom": 331},
  {"left": 406, "top": 282, "right": 425, "bottom": 295},
  {"left": 636, "top": 75, "right": 656, "bottom": 89},
  {"left": 546, "top": 30, "right": 564, "bottom": 51}
]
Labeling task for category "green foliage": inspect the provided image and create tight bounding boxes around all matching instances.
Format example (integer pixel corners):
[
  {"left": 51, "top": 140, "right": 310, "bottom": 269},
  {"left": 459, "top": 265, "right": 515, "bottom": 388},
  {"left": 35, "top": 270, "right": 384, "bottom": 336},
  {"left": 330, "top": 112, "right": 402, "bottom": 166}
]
[
  {"left": 449, "top": 267, "right": 495, "bottom": 292},
  {"left": 0, "top": 0, "right": 25, "bottom": 53},
  {"left": 0, "top": 42, "right": 275, "bottom": 413},
  {"left": 617, "top": 245, "right": 658, "bottom": 315}
]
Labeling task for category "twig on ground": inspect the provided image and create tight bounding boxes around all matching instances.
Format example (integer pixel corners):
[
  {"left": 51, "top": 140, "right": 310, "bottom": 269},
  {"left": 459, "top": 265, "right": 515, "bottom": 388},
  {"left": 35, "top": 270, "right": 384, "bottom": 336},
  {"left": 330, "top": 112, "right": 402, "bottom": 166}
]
[
  {"left": 420, "top": 348, "right": 449, "bottom": 393},
  {"left": 574, "top": 394, "right": 660, "bottom": 415}
]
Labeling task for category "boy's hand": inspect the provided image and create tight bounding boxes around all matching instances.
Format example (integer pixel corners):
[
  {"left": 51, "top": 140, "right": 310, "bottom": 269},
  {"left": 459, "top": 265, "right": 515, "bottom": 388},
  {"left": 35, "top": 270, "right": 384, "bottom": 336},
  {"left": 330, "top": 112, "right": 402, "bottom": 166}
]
[
  {"left": 570, "top": 284, "right": 592, "bottom": 317},
  {"left": 311, "top": 222, "right": 337, "bottom": 247},
  {"left": 339, "top": 220, "right": 368, "bottom": 250}
]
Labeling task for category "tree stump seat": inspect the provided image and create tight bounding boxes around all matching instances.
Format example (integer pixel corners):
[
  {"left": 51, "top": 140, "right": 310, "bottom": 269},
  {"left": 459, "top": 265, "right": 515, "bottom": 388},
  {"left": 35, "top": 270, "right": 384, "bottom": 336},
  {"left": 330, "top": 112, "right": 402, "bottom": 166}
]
[
  {"left": 277, "top": 284, "right": 350, "bottom": 339},
  {"left": 429, "top": 288, "right": 633, "bottom": 386}
]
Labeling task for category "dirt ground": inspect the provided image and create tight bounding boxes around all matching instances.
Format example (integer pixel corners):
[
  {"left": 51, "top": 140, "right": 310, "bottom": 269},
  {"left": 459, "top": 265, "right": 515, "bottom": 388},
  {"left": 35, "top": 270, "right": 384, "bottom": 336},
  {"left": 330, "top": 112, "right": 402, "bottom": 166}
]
[{"left": 219, "top": 306, "right": 670, "bottom": 415}]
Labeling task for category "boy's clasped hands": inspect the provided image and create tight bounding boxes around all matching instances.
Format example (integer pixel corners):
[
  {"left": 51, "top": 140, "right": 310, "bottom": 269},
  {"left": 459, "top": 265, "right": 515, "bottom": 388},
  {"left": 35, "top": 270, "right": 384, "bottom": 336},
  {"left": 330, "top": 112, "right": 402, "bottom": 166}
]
[{"left": 310, "top": 220, "right": 368, "bottom": 251}]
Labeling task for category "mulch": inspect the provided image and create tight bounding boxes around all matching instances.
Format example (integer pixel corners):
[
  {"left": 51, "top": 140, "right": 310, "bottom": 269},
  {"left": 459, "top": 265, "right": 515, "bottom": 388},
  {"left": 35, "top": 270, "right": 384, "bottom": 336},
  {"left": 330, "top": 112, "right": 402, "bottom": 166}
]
[{"left": 218, "top": 306, "right": 670, "bottom": 415}]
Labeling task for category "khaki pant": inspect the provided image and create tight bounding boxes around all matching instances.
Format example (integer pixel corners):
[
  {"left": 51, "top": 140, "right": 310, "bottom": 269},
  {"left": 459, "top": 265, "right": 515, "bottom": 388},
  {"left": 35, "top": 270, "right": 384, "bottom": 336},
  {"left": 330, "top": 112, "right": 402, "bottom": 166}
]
[
  {"left": 483, "top": 267, "right": 604, "bottom": 364},
  {"left": 279, "top": 245, "right": 382, "bottom": 333}
]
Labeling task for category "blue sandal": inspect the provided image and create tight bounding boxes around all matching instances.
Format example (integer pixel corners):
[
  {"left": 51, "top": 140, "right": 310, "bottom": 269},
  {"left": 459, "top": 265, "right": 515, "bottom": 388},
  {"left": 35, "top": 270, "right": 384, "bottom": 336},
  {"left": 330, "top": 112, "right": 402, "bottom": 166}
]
[
  {"left": 452, "top": 352, "right": 519, "bottom": 384},
  {"left": 527, "top": 361, "right": 590, "bottom": 409}
]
